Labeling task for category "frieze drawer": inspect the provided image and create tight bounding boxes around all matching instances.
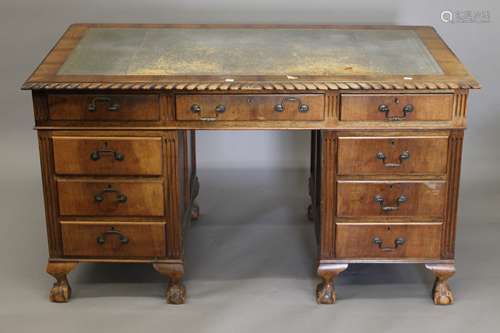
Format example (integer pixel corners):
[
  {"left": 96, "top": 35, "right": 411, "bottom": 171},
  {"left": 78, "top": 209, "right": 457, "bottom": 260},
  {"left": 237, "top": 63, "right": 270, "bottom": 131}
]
[
  {"left": 340, "top": 94, "right": 453, "bottom": 122},
  {"left": 176, "top": 94, "right": 325, "bottom": 121},
  {"left": 47, "top": 94, "right": 160, "bottom": 121}
]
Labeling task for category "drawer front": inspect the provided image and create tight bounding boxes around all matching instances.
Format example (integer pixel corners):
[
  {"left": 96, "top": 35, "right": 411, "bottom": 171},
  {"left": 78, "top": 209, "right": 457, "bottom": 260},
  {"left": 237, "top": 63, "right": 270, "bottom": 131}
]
[
  {"left": 340, "top": 94, "right": 453, "bottom": 121},
  {"left": 338, "top": 136, "right": 448, "bottom": 176},
  {"left": 337, "top": 181, "right": 446, "bottom": 219},
  {"left": 176, "top": 94, "right": 324, "bottom": 121},
  {"left": 53, "top": 137, "right": 163, "bottom": 176},
  {"left": 61, "top": 222, "right": 166, "bottom": 257},
  {"left": 57, "top": 180, "right": 165, "bottom": 217},
  {"left": 335, "top": 223, "right": 442, "bottom": 258},
  {"left": 47, "top": 94, "right": 160, "bottom": 121}
]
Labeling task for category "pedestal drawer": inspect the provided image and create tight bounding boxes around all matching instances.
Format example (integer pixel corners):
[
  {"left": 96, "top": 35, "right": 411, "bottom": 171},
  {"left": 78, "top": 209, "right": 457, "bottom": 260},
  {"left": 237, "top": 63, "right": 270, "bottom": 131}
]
[
  {"left": 337, "top": 181, "right": 446, "bottom": 219},
  {"left": 61, "top": 222, "right": 166, "bottom": 257},
  {"left": 337, "top": 136, "right": 448, "bottom": 176},
  {"left": 53, "top": 136, "right": 163, "bottom": 176},
  {"left": 57, "top": 180, "right": 165, "bottom": 217},
  {"left": 340, "top": 94, "right": 453, "bottom": 121},
  {"left": 176, "top": 94, "right": 324, "bottom": 121},
  {"left": 335, "top": 223, "right": 442, "bottom": 258},
  {"left": 47, "top": 94, "right": 160, "bottom": 121}
]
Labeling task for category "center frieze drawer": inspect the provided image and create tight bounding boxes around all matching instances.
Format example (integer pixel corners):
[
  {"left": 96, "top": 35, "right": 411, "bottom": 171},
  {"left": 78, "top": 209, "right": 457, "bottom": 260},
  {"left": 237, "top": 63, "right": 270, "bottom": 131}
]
[
  {"left": 337, "top": 136, "right": 449, "bottom": 176},
  {"left": 61, "top": 221, "right": 166, "bottom": 257},
  {"left": 57, "top": 180, "right": 165, "bottom": 217},
  {"left": 53, "top": 136, "right": 163, "bottom": 176},
  {"left": 335, "top": 223, "right": 442, "bottom": 259},
  {"left": 336, "top": 181, "right": 446, "bottom": 219},
  {"left": 175, "top": 94, "right": 324, "bottom": 121}
]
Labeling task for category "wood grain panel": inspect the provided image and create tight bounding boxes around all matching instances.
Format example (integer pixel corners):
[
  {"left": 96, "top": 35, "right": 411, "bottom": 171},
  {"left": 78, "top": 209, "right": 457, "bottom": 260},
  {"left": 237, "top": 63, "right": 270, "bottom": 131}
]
[
  {"left": 176, "top": 94, "right": 324, "bottom": 121},
  {"left": 53, "top": 136, "right": 163, "bottom": 175},
  {"left": 319, "top": 131, "right": 336, "bottom": 258},
  {"left": 61, "top": 222, "right": 166, "bottom": 257},
  {"left": 337, "top": 136, "right": 448, "bottom": 175},
  {"left": 38, "top": 134, "right": 62, "bottom": 257},
  {"left": 337, "top": 181, "right": 446, "bottom": 219},
  {"left": 442, "top": 130, "right": 464, "bottom": 258},
  {"left": 47, "top": 94, "right": 160, "bottom": 121},
  {"left": 340, "top": 94, "right": 453, "bottom": 121},
  {"left": 57, "top": 180, "right": 165, "bottom": 217},
  {"left": 335, "top": 223, "right": 442, "bottom": 258}
]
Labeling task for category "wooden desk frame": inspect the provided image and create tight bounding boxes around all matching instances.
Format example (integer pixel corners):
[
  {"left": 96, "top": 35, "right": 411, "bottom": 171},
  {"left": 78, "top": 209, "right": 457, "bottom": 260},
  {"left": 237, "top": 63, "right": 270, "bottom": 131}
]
[{"left": 23, "top": 24, "right": 479, "bottom": 305}]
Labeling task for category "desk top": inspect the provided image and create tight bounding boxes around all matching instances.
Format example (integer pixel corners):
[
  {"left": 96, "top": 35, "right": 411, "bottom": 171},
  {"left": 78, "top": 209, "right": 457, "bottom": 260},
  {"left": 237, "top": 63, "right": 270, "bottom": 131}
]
[{"left": 23, "top": 24, "right": 479, "bottom": 91}]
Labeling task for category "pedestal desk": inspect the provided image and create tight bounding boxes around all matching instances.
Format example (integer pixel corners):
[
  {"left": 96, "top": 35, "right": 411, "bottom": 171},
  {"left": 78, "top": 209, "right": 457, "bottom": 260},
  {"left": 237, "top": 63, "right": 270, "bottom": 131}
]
[{"left": 22, "top": 24, "right": 479, "bottom": 305}]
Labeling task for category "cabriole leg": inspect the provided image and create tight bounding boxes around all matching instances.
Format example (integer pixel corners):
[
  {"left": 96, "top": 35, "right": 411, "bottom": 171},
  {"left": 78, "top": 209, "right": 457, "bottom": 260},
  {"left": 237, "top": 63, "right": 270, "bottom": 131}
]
[
  {"left": 153, "top": 262, "right": 186, "bottom": 304},
  {"left": 190, "top": 173, "right": 200, "bottom": 221},
  {"left": 425, "top": 263, "right": 456, "bottom": 305},
  {"left": 191, "top": 202, "right": 200, "bottom": 221},
  {"left": 316, "top": 263, "right": 348, "bottom": 304},
  {"left": 46, "top": 261, "right": 78, "bottom": 303}
]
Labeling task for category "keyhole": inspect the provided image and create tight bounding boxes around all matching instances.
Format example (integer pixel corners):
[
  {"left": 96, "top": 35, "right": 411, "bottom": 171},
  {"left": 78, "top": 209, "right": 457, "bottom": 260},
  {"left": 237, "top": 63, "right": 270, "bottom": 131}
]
[
  {"left": 387, "top": 226, "right": 391, "bottom": 231},
  {"left": 390, "top": 139, "right": 395, "bottom": 145},
  {"left": 104, "top": 141, "right": 108, "bottom": 147},
  {"left": 394, "top": 98, "right": 400, "bottom": 104}
]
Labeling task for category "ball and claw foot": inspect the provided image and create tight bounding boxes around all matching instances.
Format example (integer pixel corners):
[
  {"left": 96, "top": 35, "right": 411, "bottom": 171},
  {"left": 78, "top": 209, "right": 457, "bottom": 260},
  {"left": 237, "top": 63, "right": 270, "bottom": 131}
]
[
  {"left": 191, "top": 203, "right": 200, "bottom": 221},
  {"left": 49, "top": 280, "right": 71, "bottom": 303},
  {"left": 316, "top": 263, "right": 347, "bottom": 304},
  {"left": 432, "top": 280, "right": 454, "bottom": 305},
  {"left": 316, "top": 282, "right": 336, "bottom": 304},
  {"left": 166, "top": 282, "right": 186, "bottom": 304},
  {"left": 426, "top": 263, "right": 455, "bottom": 305},
  {"left": 46, "top": 261, "right": 77, "bottom": 303},
  {"left": 153, "top": 263, "right": 186, "bottom": 304}
]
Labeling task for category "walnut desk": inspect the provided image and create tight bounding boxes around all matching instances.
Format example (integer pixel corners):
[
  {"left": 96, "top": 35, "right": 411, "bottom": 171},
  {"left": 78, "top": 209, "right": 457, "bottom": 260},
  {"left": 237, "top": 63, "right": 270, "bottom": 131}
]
[{"left": 22, "top": 24, "right": 479, "bottom": 305}]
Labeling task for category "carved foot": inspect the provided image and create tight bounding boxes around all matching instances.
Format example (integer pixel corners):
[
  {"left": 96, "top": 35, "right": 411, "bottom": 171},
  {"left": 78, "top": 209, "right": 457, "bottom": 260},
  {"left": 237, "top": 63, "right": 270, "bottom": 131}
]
[
  {"left": 425, "top": 263, "right": 456, "bottom": 305},
  {"left": 316, "top": 281, "right": 336, "bottom": 304},
  {"left": 316, "top": 263, "right": 348, "bottom": 304},
  {"left": 153, "top": 262, "right": 186, "bottom": 304},
  {"left": 191, "top": 202, "right": 200, "bottom": 221},
  {"left": 307, "top": 204, "right": 314, "bottom": 221},
  {"left": 46, "top": 262, "right": 78, "bottom": 303},
  {"left": 49, "top": 279, "right": 71, "bottom": 302},
  {"left": 166, "top": 281, "right": 186, "bottom": 304}
]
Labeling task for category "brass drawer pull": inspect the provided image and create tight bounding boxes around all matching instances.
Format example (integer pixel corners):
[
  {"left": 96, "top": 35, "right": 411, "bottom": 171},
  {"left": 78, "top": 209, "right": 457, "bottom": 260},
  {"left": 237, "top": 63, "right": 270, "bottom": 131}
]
[
  {"left": 90, "top": 148, "right": 124, "bottom": 161},
  {"left": 376, "top": 150, "right": 410, "bottom": 167},
  {"left": 274, "top": 97, "right": 309, "bottom": 113},
  {"left": 94, "top": 184, "right": 128, "bottom": 204},
  {"left": 190, "top": 104, "right": 201, "bottom": 113},
  {"left": 378, "top": 103, "right": 413, "bottom": 121},
  {"left": 88, "top": 97, "right": 120, "bottom": 112},
  {"left": 215, "top": 104, "right": 226, "bottom": 113},
  {"left": 190, "top": 104, "right": 225, "bottom": 121},
  {"left": 374, "top": 194, "right": 407, "bottom": 212},
  {"left": 372, "top": 236, "right": 405, "bottom": 251},
  {"left": 96, "top": 226, "right": 129, "bottom": 245}
]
